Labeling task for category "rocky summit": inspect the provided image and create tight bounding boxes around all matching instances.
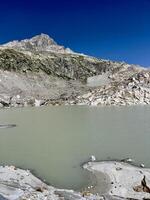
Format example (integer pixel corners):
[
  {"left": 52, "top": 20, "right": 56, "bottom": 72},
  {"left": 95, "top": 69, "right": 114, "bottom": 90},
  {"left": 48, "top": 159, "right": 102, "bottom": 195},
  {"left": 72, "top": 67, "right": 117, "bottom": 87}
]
[
  {"left": 0, "top": 34, "right": 149, "bottom": 108},
  {"left": 0, "top": 33, "right": 73, "bottom": 54}
]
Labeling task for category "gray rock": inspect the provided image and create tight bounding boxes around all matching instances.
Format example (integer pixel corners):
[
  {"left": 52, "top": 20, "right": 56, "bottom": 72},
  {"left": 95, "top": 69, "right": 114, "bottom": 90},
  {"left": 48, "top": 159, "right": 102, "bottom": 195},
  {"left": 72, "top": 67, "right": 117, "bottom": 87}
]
[
  {"left": 0, "top": 163, "right": 148, "bottom": 200},
  {"left": 0, "top": 34, "right": 150, "bottom": 108},
  {"left": 83, "top": 161, "right": 150, "bottom": 200}
]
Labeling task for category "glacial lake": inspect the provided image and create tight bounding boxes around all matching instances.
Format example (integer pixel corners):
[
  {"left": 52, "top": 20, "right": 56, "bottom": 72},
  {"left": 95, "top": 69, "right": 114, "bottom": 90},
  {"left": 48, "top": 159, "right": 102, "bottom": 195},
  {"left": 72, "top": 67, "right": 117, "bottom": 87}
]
[{"left": 0, "top": 106, "right": 149, "bottom": 190}]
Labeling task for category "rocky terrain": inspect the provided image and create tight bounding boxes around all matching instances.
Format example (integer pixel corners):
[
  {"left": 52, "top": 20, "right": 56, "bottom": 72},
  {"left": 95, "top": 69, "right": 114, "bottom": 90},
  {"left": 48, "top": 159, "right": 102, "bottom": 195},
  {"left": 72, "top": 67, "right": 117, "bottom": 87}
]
[
  {"left": 84, "top": 161, "right": 150, "bottom": 200},
  {"left": 67, "top": 68, "right": 150, "bottom": 106},
  {"left": 0, "top": 33, "right": 149, "bottom": 107},
  {"left": 0, "top": 161, "right": 150, "bottom": 200},
  {"left": 1, "top": 34, "right": 74, "bottom": 54}
]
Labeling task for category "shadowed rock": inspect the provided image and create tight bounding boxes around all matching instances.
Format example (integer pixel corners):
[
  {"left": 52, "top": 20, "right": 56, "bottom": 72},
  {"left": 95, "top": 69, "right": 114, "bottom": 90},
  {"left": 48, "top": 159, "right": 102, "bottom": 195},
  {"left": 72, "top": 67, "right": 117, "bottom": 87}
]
[{"left": 0, "top": 124, "right": 16, "bottom": 129}]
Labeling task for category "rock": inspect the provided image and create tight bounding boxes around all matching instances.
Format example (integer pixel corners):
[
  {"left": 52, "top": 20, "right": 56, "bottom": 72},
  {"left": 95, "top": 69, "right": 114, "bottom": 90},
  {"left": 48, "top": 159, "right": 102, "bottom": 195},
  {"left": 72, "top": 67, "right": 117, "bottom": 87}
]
[
  {"left": 83, "top": 161, "right": 150, "bottom": 200},
  {"left": 0, "top": 103, "right": 3, "bottom": 108},
  {"left": 140, "top": 163, "right": 145, "bottom": 168},
  {"left": 68, "top": 70, "right": 150, "bottom": 106},
  {"left": 122, "top": 158, "right": 134, "bottom": 163},
  {"left": 0, "top": 166, "right": 58, "bottom": 200},
  {"left": 1, "top": 33, "right": 74, "bottom": 54},
  {"left": 1, "top": 162, "right": 150, "bottom": 199},
  {"left": 0, "top": 195, "right": 8, "bottom": 200},
  {"left": 0, "top": 165, "right": 115, "bottom": 200},
  {"left": 0, "top": 96, "right": 10, "bottom": 107},
  {"left": 16, "top": 95, "right": 20, "bottom": 99},
  {"left": 34, "top": 99, "right": 45, "bottom": 107},
  {"left": 90, "top": 155, "right": 96, "bottom": 162},
  {"left": 82, "top": 92, "right": 92, "bottom": 99}
]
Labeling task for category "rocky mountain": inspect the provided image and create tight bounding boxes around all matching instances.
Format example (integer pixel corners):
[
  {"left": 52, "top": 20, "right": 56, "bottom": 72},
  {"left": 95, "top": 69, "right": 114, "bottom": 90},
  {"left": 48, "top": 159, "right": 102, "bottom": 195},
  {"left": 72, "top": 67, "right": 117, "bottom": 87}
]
[
  {"left": 0, "top": 34, "right": 149, "bottom": 107},
  {"left": 0, "top": 33, "right": 74, "bottom": 54}
]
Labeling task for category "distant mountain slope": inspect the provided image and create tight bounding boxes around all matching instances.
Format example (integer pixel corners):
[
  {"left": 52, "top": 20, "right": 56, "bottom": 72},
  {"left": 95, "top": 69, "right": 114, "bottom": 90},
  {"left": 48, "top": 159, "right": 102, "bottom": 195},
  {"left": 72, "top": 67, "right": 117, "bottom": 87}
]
[{"left": 0, "top": 34, "right": 149, "bottom": 107}]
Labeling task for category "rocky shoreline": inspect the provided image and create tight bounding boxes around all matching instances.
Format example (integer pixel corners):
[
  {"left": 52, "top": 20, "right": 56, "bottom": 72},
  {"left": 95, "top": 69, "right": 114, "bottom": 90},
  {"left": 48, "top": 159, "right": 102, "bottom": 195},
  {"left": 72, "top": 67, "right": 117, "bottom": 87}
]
[
  {"left": 66, "top": 69, "right": 150, "bottom": 106},
  {"left": 0, "top": 161, "right": 150, "bottom": 200},
  {"left": 1, "top": 68, "right": 150, "bottom": 108}
]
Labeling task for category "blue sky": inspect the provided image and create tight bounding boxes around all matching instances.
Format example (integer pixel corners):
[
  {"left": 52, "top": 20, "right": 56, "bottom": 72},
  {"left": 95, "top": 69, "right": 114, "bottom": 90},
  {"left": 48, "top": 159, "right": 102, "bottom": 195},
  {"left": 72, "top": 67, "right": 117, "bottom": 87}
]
[{"left": 0, "top": 0, "right": 150, "bottom": 67}]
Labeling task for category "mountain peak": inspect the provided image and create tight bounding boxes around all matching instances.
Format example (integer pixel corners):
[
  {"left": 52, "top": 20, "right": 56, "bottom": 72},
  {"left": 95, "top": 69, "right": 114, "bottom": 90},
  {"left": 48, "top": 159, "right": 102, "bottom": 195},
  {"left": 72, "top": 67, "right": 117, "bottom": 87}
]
[
  {"left": 1, "top": 34, "right": 74, "bottom": 54},
  {"left": 29, "top": 33, "right": 57, "bottom": 46}
]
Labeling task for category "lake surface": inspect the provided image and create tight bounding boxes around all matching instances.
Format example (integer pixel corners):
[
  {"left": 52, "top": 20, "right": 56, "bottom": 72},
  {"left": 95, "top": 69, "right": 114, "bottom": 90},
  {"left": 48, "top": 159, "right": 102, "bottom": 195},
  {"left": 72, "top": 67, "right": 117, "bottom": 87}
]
[{"left": 0, "top": 106, "right": 149, "bottom": 190}]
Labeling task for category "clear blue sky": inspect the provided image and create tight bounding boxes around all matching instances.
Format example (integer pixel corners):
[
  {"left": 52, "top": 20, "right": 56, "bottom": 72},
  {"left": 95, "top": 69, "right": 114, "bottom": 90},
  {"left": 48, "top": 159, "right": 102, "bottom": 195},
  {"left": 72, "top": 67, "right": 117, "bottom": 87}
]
[{"left": 0, "top": 0, "right": 150, "bottom": 67}]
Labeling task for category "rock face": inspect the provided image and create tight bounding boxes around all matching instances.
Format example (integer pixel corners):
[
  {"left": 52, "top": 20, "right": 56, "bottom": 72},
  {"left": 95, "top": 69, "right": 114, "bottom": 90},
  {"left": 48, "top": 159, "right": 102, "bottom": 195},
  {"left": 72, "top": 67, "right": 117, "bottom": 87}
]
[
  {"left": 0, "top": 34, "right": 149, "bottom": 107},
  {"left": 1, "top": 33, "right": 73, "bottom": 54}
]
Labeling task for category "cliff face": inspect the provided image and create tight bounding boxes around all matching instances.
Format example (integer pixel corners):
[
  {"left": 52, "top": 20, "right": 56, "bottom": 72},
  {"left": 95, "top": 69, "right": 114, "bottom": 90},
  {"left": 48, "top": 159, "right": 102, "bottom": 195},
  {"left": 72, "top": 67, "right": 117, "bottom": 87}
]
[{"left": 0, "top": 34, "right": 149, "bottom": 107}]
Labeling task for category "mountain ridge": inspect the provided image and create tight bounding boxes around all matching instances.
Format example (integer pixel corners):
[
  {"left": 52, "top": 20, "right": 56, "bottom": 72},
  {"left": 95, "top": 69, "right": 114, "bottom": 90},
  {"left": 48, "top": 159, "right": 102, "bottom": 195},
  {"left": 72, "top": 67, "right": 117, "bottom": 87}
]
[
  {"left": 0, "top": 34, "right": 149, "bottom": 107},
  {"left": 0, "top": 33, "right": 74, "bottom": 54}
]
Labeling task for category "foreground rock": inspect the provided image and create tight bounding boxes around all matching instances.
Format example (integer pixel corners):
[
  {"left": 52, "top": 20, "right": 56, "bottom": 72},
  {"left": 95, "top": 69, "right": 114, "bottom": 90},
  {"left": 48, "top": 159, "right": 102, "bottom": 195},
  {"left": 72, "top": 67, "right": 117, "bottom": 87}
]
[
  {"left": 1, "top": 162, "right": 150, "bottom": 199},
  {"left": 84, "top": 161, "right": 150, "bottom": 199},
  {"left": 0, "top": 165, "right": 107, "bottom": 200}
]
